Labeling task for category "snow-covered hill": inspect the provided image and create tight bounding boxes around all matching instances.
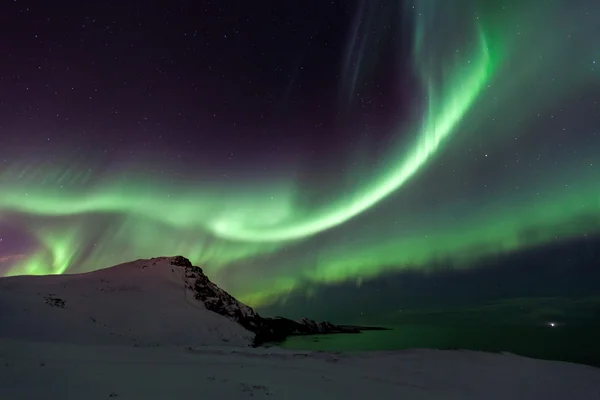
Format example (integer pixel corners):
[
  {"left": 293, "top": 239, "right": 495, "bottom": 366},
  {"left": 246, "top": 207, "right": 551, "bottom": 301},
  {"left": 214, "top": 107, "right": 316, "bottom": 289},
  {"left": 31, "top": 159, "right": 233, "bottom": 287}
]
[
  {"left": 0, "top": 256, "right": 254, "bottom": 346},
  {"left": 0, "top": 255, "right": 367, "bottom": 347}
]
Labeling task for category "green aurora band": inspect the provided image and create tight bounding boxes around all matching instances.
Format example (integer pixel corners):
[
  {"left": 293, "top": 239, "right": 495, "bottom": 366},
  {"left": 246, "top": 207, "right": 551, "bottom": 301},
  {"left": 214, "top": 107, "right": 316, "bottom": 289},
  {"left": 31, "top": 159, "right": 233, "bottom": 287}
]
[{"left": 1, "top": 0, "right": 599, "bottom": 306}]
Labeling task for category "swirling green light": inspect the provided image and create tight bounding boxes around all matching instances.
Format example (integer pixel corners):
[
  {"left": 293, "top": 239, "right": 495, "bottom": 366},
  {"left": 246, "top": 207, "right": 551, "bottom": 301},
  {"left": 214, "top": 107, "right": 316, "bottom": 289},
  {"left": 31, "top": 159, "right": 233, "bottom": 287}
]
[
  {"left": 2, "top": 0, "right": 599, "bottom": 310},
  {"left": 0, "top": 23, "right": 496, "bottom": 243}
]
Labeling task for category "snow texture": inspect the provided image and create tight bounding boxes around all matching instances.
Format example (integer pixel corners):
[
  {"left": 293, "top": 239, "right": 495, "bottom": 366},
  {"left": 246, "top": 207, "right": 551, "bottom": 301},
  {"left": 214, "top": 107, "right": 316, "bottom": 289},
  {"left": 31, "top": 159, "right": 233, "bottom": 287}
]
[{"left": 1, "top": 340, "right": 600, "bottom": 399}]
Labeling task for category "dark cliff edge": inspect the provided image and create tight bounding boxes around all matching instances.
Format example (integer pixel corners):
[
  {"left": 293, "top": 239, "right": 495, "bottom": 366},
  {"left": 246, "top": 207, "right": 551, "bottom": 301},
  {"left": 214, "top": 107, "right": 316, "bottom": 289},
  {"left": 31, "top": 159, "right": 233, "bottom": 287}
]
[{"left": 170, "top": 256, "right": 388, "bottom": 347}]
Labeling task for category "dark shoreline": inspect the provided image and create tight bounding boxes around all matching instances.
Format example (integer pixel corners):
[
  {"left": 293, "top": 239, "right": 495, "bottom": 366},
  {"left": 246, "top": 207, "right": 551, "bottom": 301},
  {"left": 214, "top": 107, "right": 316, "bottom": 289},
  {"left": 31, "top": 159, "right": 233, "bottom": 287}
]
[
  {"left": 339, "top": 325, "right": 392, "bottom": 332},
  {"left": 254, "top": 321, "right": 391, "bottom": 347}
]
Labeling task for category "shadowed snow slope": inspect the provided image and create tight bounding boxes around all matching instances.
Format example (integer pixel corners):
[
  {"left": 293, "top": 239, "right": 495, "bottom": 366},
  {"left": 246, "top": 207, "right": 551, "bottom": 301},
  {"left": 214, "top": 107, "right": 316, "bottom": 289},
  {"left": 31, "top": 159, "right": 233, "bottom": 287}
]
[{"left": 0, "top": 256, "right": 254, "bottom": 346}]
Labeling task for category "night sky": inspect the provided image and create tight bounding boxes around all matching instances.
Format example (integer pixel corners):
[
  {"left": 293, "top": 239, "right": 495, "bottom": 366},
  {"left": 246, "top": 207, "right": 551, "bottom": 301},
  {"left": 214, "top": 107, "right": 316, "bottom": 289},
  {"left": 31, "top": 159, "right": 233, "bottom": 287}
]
[{"left": 1, "top": 0, "right": 599, "bottom": 322}]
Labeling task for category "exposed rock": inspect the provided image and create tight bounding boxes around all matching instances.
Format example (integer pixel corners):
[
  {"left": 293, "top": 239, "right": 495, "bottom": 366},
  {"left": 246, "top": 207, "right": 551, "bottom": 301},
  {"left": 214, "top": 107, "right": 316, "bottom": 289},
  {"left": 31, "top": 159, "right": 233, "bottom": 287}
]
[
  {"left": 167, "top": 256, "right": 370, "bottom": 346},
  {"left": 170, "top": 255, "right": 193, "bottom": 268},
  {"left": 180, "top": 259, "right": 262, "bottom": 332},
  {"left": 44, "top": 295, "right": 66, "bottom": 308},
  {"left": 253, "top": 317, "right": 360, "bottom": 346}
]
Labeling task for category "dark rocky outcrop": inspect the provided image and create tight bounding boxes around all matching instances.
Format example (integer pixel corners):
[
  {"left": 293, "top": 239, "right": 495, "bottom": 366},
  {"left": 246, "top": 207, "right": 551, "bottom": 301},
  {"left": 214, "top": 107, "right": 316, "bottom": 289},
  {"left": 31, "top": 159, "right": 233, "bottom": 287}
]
[
  {"left": 44, "top": 295, "right": 66, "bottom": 308},
  {"left": 170, "top": 255, "right": 194, "bottom": 268},
  {"left": 252, "top": 317, "right": 361, "bottom": 346},
  {"left": 169, "top": 256, "right": 378, "bottom": 346}
]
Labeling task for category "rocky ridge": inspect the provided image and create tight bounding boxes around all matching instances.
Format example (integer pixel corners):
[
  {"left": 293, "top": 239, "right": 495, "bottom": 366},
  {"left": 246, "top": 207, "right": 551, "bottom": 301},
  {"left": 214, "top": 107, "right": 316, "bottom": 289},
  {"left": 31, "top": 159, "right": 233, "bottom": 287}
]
[{"left": 170, "top": 255, "right": 363, "bottom": 346}]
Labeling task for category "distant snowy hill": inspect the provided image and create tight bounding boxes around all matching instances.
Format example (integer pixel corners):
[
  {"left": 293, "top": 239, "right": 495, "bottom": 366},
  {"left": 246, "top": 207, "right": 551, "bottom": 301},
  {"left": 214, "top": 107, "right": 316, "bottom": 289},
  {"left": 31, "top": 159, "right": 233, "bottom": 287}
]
[{"left": 0, "top": 256, "right": 255, "bottom": 346}]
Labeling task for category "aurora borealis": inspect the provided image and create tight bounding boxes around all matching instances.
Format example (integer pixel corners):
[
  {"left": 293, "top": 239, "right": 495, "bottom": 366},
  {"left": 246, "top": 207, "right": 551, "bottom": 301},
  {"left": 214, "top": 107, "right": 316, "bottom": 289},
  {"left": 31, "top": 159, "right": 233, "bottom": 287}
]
[{"left": 1, "top": 0, "right": 599, "bottom": 310}]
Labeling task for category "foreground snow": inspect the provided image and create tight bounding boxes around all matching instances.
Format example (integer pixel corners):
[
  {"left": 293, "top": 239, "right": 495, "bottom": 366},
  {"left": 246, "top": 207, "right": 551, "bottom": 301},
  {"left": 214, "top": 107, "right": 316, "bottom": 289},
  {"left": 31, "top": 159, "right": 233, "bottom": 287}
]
[{"left": 1, "top": 339, "right": 599, "bottom": 399}]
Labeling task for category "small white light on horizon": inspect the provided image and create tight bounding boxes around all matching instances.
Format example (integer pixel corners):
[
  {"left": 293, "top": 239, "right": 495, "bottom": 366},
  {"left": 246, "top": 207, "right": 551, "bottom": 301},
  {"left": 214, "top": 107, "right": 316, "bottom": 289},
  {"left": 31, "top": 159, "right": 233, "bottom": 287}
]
[{"left": 549, "top": 322, "right": 556, "bottom": 327}]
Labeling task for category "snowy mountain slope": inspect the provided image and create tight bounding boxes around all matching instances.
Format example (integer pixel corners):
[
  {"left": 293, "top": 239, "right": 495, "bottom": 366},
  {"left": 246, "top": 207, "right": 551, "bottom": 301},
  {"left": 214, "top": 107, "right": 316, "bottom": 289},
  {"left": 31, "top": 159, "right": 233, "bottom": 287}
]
[
  {"left": 0, "top": 256, "right": 254, "bottom": 346},
  {"left": 0, "top": 255, "right": 366, "bottom": 348},
  {"left": 1, "top": 339, "right": 599, "bottom": 400}
]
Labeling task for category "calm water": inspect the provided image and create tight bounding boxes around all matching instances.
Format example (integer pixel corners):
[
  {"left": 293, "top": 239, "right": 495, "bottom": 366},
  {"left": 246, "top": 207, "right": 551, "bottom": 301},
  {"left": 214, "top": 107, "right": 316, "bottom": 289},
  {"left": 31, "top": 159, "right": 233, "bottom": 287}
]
[{"left": 281, "top": 324, "right": 600, "bottom": 367}]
